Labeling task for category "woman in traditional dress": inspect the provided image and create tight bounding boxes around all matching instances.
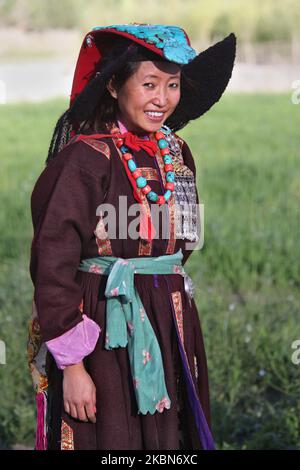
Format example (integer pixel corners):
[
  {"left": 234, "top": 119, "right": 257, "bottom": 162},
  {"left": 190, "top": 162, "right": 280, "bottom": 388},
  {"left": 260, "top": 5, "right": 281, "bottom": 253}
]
[{"left": 27, "top": 24, "right": 236, "bottom": 450}]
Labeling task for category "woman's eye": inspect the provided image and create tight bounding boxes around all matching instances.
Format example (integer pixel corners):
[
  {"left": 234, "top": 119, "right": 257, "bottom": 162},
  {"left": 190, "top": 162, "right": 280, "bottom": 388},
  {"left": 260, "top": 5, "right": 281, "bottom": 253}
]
[{"left": 143, "top": 82, "right": 179, "bottom": 89}]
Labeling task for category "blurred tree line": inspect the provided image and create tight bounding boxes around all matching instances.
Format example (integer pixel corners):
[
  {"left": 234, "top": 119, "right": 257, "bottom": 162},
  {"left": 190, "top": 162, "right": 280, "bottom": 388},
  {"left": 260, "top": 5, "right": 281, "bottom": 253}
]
[{"left": 0, "top": 0, "right": 299, "bottom": 44}]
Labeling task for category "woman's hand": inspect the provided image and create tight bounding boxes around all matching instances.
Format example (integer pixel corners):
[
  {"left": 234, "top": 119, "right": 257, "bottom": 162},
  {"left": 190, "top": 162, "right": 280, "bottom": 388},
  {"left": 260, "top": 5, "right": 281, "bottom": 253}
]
[{"left": 63, "top": 361, "right": 97, "bottom": 423}]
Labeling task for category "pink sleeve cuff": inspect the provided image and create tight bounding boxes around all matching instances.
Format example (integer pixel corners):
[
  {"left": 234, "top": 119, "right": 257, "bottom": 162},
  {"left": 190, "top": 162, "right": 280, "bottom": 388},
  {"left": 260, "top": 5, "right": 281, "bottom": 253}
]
[{"left": 46, "top": 314, "right": 101, "bottom": 370}]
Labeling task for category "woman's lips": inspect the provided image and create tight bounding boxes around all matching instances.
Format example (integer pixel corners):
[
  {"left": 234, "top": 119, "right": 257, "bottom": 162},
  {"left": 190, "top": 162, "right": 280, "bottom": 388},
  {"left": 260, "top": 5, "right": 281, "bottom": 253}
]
[{"left": 144, "top": 111, "right": 164, "bottom": 122}]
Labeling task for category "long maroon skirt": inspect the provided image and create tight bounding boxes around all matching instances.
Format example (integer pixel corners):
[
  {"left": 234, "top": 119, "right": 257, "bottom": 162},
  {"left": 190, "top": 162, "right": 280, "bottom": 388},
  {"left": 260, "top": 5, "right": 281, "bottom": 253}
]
[{"left": 45, "top": 271, "right": 212, "bottom": 450}]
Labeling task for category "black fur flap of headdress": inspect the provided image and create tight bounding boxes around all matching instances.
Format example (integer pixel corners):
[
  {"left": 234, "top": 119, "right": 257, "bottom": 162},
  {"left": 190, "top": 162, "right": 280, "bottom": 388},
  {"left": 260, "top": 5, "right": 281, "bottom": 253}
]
[{"left": 166, "top": 33, "right": 237, "bottom": 132}]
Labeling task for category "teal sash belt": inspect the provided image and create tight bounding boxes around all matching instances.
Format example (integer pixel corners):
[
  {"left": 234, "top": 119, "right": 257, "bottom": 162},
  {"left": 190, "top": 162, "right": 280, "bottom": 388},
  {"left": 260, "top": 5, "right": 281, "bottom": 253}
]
[{"left": 78, "top": 249, "right": 185, "bottom": 415}]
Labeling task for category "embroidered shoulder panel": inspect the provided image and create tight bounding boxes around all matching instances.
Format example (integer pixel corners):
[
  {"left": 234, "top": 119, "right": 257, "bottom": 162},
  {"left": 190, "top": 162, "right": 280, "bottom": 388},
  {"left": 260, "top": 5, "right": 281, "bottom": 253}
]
[{"left": 82, "top": 138, "right": 111, "bottom": 159}]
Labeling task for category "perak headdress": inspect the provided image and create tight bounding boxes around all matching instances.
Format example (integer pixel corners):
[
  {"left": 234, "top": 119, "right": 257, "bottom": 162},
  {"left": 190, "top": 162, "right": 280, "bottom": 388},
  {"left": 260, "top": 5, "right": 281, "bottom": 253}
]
[{"left": 47, "top": 24, "right": 236, "bottom": 161}]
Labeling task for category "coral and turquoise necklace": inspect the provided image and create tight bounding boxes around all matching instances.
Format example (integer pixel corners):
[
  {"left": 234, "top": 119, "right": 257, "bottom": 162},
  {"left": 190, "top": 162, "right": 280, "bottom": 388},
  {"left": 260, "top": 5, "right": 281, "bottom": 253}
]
[{"left": 116, "top": 130, "right": 175, "bottom": 205}]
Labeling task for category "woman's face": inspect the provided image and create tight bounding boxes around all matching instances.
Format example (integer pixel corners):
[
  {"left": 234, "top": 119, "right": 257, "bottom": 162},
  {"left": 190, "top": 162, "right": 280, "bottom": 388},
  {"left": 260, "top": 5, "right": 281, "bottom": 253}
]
[{"left": 107, "top": 60, "right": 181, "bottom": 134}]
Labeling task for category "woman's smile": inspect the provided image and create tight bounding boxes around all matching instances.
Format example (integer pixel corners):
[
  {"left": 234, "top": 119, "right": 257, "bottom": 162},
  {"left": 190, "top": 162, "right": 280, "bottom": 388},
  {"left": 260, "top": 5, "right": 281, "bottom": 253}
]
[{"left": 144, "top": 110, "right": 166, "bottom": 122}]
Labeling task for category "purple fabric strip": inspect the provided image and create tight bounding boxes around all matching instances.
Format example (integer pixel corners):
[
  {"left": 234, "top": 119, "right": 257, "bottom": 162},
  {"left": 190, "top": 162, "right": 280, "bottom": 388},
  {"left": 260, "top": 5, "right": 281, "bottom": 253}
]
[
  {"left": 153, "top": 274, "right": 159, "bottom": 288},
  {"left": 46, "top": 314, "right": 101, "bottom": 370},
  {"left": 164, "top": 276, "right": 215, "bottom": 450}
]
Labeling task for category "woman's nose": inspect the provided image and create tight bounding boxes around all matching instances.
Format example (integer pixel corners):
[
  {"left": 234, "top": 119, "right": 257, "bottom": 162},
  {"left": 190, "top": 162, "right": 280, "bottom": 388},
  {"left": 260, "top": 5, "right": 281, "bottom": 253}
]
[{"left": 152, "top": 89, "right": 168, "bottom": 107}]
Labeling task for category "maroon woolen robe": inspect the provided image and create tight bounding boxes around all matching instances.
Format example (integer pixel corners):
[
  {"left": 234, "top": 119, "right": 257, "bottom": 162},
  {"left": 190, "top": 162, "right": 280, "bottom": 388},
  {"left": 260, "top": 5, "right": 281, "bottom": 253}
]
[{"left": 29, "top": 128, "right": 212, "bottom": 450}]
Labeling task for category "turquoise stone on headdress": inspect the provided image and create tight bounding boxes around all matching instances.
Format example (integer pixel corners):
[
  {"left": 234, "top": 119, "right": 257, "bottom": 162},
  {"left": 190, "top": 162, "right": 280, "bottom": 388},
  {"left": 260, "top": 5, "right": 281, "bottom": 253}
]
[{"left": 92, "top": 24, "right": 197, "bottom": 65}]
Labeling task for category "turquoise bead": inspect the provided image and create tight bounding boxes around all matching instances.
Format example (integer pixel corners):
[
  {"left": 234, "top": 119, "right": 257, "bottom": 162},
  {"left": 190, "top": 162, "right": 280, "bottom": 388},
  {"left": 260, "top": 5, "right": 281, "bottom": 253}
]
[
  {"left": 158, "top": 139, "right": 168, "bottom": 149},
  {"left": 120, "top": 145, "right": 128, "bottom": 153},
  {"left": 166, "top": 171, "right": 175, "bottom": 182},
  {"left": 136, "top": 176, "right": 147, "bottom": 188},
  {"left": 147, "top": 191, "right": 159, "bottom": 202},
  {"left": 164, "top": 190, "right": 172, "bottom": 201},
  {"left": 163, "top": 155, "right": 172, "bottom": 164},
  {"left": 128, "top": 159, "right": 137, "bottom": 172}
]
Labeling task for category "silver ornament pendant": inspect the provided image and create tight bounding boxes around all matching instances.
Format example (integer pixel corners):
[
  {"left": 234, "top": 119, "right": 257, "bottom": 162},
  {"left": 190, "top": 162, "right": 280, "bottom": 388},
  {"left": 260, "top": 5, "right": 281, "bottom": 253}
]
[{"left": 183, "top": 272, "right": 195, "bottom": 306}]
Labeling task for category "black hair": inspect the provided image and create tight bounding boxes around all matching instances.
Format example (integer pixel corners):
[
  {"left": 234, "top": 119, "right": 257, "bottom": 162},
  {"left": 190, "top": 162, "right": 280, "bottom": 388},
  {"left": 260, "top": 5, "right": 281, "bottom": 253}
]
[{"left": 79, "top": 61, "right": 141, "bottom": 135}]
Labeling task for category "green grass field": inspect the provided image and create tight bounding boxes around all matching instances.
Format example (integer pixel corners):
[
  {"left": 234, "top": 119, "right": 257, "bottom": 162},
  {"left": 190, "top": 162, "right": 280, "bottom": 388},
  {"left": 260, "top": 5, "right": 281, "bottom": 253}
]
[{"left": 0, "top": 94, "right": 299, "bottom": 449}]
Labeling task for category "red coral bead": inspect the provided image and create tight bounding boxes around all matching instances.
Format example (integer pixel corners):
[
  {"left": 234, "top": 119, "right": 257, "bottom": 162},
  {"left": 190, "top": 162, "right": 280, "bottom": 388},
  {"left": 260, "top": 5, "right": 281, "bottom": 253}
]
[
  {"left": 160, "top": 147, "right": 170, "bottom": 156},
  {"left": 157, "top": 195, "right": 166, "bottom": 205},
  {"left": 155, "top": 131, "right": 165, "bottom": 140},
  {"left": 123, "top": 152, "right": 132, "bottom": 161},
  {"left": 132, "top": 169, "right": 142, "bottom": 179},
  {"left": 116, "top": 139, "right": 124, "bottom": 148},
  {"left": 165, "top": 182, "right": 175, "bottom": 191},
  {"left": 142, "top": 184, "right": 151, "bottom": 195},
  {"left": 164, "top": 164, "right": 173, "bottom": 172}
]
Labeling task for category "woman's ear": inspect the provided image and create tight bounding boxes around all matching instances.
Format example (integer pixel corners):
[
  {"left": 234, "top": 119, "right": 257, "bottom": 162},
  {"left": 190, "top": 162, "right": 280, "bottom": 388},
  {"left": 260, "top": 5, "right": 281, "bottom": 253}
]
[{"left": 107, "top": 78, "right": 118, "bottom": 99}]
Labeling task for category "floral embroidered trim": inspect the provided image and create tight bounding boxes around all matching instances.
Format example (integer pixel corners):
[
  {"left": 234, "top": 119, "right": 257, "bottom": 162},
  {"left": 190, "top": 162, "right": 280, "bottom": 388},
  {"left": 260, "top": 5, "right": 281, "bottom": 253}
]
[
  {"left": 153, "top": 144, "right": 176, "bottom": 254},
  {"left": 94, "top": 214, "right": 113, "bottom": 256},
  {"left": 61, "top": 420, "right": 74, "bottom": 450},
  {"left": 137, "top": 187, "right": 152, "bottom": 256},
  {"left": 166, "top": 193, "right": 176, "bottom": 254},
  {"left": 154, "top": 141, "right": 167, "bottom": 185},
  {"left": 171, "top": 295, "right": 195, "bottom": 381},
  {"left": 27, "top": 302, "right": 48, "bottom": 393},
  {"left": 138, "top": 241, "right": 151, "bottom": 256},
  {"left": 139, "top": 167, "right": 159, "bottom": 181},
  {"left": 82, "top": 138, "right": 111, "bottom": 159},
  {"left": 171, "top": 291, "right": 184, "bottom": 345},
  {"left": 27, "top": 300, "right": 49, "bottom": 450}
]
